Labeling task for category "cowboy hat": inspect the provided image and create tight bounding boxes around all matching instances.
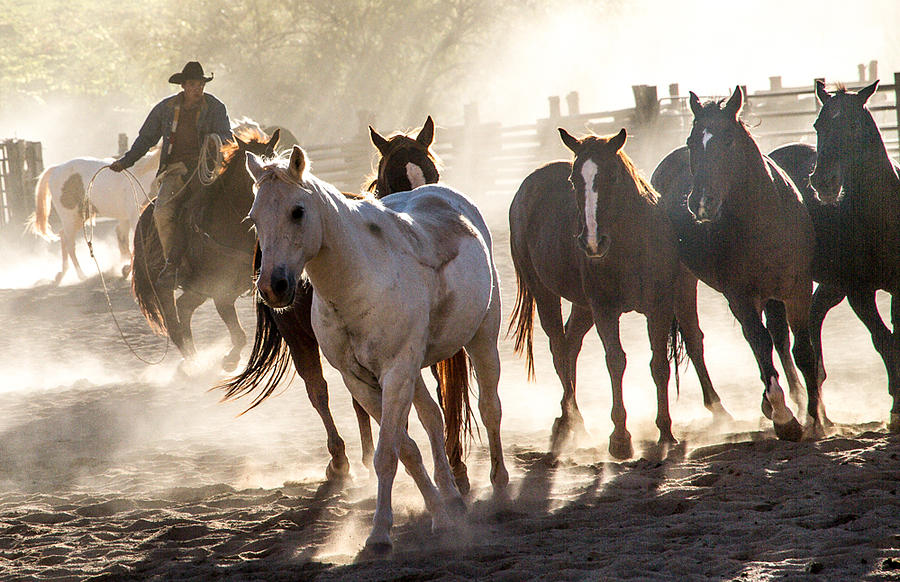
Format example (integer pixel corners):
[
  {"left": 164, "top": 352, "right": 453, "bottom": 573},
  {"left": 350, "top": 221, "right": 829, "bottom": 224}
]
[{"left": 168, "top": 61, "right": 213, "bottom": 84}]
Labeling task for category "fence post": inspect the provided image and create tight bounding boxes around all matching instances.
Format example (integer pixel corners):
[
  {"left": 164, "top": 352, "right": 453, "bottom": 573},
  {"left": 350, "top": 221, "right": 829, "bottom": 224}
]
[
  {"left": 565, "top": 91, "right": 580, "bottom": 117},
  {"left": 118, "top": 134, "right": 129, "bottom": 156}
]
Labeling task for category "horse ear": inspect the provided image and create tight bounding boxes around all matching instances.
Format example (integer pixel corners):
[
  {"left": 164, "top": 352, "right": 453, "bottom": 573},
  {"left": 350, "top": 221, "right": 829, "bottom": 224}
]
[
  {"left": 265, "top": 129, "right": 281, "bottom": 155},
  {"left": 369, "top": 126, "right": 390, "bottom": 155},
  {"left": 558, "top": 128, "right": 581, "bottom": 153},
  {"left": 609, "top": 128, "right": 627, "bottom": 152},
  {"left": 246, "top": 151, "right": 265, "bottom": 181},
  {"left": 858, "top": 80, "right": 879, "bottom": 104},
  {"left": 288, "top": 145, "right": 307, "bottom": 182},
  {"left": 416, "top": 116, "right": 435, "bottom": 147},
  {"left": 724, "top": 85, "right": 744, "bottom": 120},
  {"left": 689, "top": 91, "right": 703, "bottom": 117},
  {"left": 815, "top": 79, "right": 831, "bottom": 105}
]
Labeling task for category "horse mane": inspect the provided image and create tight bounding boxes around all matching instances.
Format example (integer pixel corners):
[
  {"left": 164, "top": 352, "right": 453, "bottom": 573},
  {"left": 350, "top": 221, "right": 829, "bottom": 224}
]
[{"left": 221, "top": 122, "right": 270, "bottom": 164}]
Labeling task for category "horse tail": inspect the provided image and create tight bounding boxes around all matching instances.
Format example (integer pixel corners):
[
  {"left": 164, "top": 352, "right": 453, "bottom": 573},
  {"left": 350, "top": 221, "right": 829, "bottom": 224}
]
[
  {"left": 218, "top": 299, "right": 294, "bottom": 413},
  {"left": 30, "top": 167, "right": 58, "bottom": 241},
  {"left": 435, "top": 350, "right": 475, "bottom": 465},
  {"left": 668, "top": 318, "right": 687, "bottom": 398},
  {"left": 131, "top": 205, "right": 167, "bottom": 334},
  {"left": 508, "top": 262, "right": 536, "bottom": 380}
]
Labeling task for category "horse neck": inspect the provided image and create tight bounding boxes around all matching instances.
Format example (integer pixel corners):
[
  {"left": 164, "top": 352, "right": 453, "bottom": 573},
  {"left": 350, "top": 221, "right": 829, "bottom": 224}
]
[
  {"left": 302, "top": 179, "right": 376, "bottom": 303},
  {"left": 840, "top": 133, "right": 899, "bottom": 200},
  {"left": 724, "top": 136, "right": 776, "bottom": 212},
  {"left": 202, "top": 154, "right": 254, "bottom": 237}
]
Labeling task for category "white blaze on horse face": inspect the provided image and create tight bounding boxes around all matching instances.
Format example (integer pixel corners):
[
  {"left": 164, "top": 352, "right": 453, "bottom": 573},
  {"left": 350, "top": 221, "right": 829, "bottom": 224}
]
[
  {"left": 406, "top": 162, "right": 426, "bottom": 189},
  {"left": 580, "top": 160, "right": 600, "bottom": 250},
  {"left": 702, "top": 129, "right": 713, "bottom": 150}
]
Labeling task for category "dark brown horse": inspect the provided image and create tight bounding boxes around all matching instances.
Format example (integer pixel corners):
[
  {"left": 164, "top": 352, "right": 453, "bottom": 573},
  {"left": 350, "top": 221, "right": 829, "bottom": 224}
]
[
  {"left": 509, "top": 127, "right": 731, "bottom": 459},
  {"left": 805, "top": 80, "right": 900, "bottom": 431},
  {"left": 652, "top": 142, "right": 819, "bottom": 414},
  {"left": 679, "top": 86, "right": 823, "bottom": 440},
  {"left": 221, "top": 118, "right": 475, "bottom": 490},
  {"left": 132, "top": 125, "right": 280, "bottom": 371}
]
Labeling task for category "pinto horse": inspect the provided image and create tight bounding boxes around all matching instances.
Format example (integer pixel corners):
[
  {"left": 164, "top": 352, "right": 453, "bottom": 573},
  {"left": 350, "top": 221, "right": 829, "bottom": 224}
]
[
  {"left": 805, "top": 80, "right": 900, "bottom": 431},
  {"left": 681, "top": 86, "right": 823, "bottom": 440},
  {"left": 131, "top": 125, "right": 279, "bottom": 371},
  {"left": 221, "top": 118, "right": 475, "bottom": 488},
  {"left": 243, "top": 146, "right": 508, "bottom": 553},
  {"left": 30, "top": 148, "right": 160, "bottom": 284},
  {"left": 509, "top": 128, "right": 731, "bottom": 459}
]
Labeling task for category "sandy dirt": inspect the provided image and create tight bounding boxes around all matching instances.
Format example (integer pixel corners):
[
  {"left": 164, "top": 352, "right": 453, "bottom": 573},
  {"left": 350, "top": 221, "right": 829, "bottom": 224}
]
[{"left": 3, "top": 212, "right": 900, "bottom": 581}]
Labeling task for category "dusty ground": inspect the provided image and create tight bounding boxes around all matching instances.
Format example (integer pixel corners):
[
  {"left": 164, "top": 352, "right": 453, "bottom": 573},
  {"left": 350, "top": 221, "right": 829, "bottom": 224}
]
[{"left": 2, "top": 216, "right": 900, "bottom": 581}]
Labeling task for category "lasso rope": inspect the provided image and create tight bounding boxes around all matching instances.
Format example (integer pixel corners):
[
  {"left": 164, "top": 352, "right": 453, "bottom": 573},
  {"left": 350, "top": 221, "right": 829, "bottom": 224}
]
[
  {"left": 83, "top": 165, "right": 170, "bottom": 365},
  {"left": 81, "top": 134, "right": 225, "bottom": 364}
]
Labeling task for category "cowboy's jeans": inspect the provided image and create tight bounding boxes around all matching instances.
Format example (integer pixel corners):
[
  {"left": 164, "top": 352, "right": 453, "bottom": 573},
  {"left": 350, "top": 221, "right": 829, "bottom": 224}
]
[{"left": 152, "top": 162, "right": 192, "bottom": 260}]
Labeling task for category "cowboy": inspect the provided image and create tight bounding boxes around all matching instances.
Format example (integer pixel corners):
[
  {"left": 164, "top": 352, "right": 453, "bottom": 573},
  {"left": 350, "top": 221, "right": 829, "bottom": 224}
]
[{"left": 110, "top": 61, "right": 232, "bottom": 286}]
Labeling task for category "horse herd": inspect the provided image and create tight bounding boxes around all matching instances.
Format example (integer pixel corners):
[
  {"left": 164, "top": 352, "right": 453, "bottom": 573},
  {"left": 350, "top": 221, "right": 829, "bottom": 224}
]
[{"left": 30, "top": 80, "right": 900, "bottom": 552}]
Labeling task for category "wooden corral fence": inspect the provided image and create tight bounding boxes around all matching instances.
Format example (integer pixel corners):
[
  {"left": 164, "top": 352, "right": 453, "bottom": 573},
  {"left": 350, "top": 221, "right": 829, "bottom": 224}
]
[
  {"left": 0, "top": 139, "right": 43, "bottom": 243},
  {"left": 302, "top": 61, "right": 899, "bottom": 200}
]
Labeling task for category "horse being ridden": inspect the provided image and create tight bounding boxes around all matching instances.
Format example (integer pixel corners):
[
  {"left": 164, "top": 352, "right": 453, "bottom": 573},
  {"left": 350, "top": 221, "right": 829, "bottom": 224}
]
[
  {"left": 681, "top": 86, "right": 823, "bottom": 439},
  {"left": 31, "top": 148, "right": 160, "bottom": 284},
  {"left": 222, "top": 118, "right": 476, "bottom": 491},
  {"left": 131, "top": 125, "right": 279, "bottom": 371},
  {"left": 244, "top": 145, "right": 508, "bottom": 553},
  {"left": 509, "top": 128, "right": 730, "bottom": 459},
  {"left": 805, "top": 80, "right": 900, "bottom": 431}
]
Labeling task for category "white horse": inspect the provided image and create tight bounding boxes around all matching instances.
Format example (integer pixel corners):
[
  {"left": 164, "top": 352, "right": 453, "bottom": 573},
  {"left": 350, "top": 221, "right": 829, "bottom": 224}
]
[
  {"left": 245, "top": 146, "right": 509, "bottom": 553},
  {"left": 30, "top": 147, "right": 160, "bottom": 284}
]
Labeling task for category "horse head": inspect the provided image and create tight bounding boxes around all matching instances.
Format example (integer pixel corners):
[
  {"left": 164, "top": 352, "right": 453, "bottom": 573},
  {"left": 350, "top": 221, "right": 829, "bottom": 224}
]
[
  {"left": 686, "top": 86, "right": 752, "bottom": 221},
  {"left": 247, "top": 145, "right": 325, "bottom": 308},
  {"left": 559, "top": 127, "right": 629, "bottom": 260},
  {"left": 369, "top": 116, "right": 440, "bottom": 197},
  {"left": 809, "top": 80, "right": 880, "bottom": 200}
]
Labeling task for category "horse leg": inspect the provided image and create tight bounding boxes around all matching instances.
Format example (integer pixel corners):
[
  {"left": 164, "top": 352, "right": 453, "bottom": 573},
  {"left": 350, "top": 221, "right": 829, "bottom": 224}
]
[
  {"left": 808, "top": 284, "right": 845, "bottom": 425},
  {"left": 213, "top": 297, "right": 247, "bottom": 372},
  {"left": 531, "top": 288, "right": 581, "bottom": 454},
  {"left": 463, "top": 298, "right": 509, "bottom": 493},
  {"left": 411, "top": 374, "right": 465, "bottom": 510},
  {"left": 846, "top": 290, "right": 900, "bottom": 432},
  {"left": 563, "top": 305, "right": 596, "bottom": 444},
  {"left": 647, "top": 311, "right": 677, "bottom": 445},
  {"left": 352, "top": 399, "right": 375, "bottom": 471},
  {"left": 728, "top": 296, "right": 803, "bottom": 441},
  {"left": 55, "top": 230, "right": 70, "bottom": 285},
  {"left": 115, "top": 221, "right": 132, "bottom": 278},
  {"left": 673, "top": 270, "right": 732, "bottom": 421},
  {"left": 762, "top": 300, "right": 804, "bottom": 413},
  {"left": 592, "top": 309, "right": 631, "bottom": 459},
  {"left": 281, "top": 324, "right": 350, "bottom": 481},
  {"left": 781, "top": 294, "right": 825, "bottom": 438},
  {"left": 175, "top": 289, "right": 205, "bottom": 359},
  {"left": 66, "top": 230, "right": 87, "bottom": 281}
]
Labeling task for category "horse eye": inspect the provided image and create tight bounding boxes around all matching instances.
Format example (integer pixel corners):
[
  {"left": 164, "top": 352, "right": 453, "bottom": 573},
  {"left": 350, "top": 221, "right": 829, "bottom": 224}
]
[{"left": 291, "top": 206, "right": 304, "bottom": 222}]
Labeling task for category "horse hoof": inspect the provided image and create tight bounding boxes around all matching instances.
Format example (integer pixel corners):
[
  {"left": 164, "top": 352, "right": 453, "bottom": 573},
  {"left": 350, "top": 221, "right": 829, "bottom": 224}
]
[
  {"left": 325, "top": 458, "right": 350, "bottom": 481},
  {"left": 491, "top": 465, "right": 510, "bottom": 492},
  {"left": 889, "top": 413, "right": 900, "bottom": 433},
  {"left": 445, "top": 495, "right": 467, "bottom": 518},
  {"left": 453, "top": 466, "right": 471, "bottom": 496},
  {"left": 658, "top": 432, "right": 678, "bottom": 446},
  {"left": 804, "top": 420, "right": 826, "bottom": 440},
  {"left": 773, "top": 417, "right": 803, "bottom": 442},
  {"left": 761, "top": 396, "right": 774, "bottom": 420},
  {"left": 363, "top": 540, "right": 392, "bottom": 557},
  {"left": 609, "top": 433, "right": 634, "bottom": 460},
  {"left": 549, "top": 416, "right": 572, "bottom": 456},
  {"left": 221, "top": 353, "right": 240, "bottom": 373}
]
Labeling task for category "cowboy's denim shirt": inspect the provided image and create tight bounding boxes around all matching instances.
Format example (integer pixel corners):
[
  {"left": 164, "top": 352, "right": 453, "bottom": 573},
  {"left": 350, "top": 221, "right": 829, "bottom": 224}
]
[{"left": 118, "top": 92, "right": 233, "bottom": 174}]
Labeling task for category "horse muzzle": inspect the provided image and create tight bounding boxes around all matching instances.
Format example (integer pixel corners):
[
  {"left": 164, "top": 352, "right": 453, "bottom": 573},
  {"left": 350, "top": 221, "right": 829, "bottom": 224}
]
[
  {"left": 689, "top": 188, "right": 722, "bottom": 222},
  {"left": 577, "top": 232, "right": 611, "bottom": 260},
  {"left": 809, "top": 167, "right": 841, "bottom": 201},
  {"left": 257, "top": 264, "right": 297, "bottom": 308}
]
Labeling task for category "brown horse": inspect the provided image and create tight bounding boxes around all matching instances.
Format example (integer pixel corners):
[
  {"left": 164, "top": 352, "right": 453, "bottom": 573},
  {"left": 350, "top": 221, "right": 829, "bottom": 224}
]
[
  {"left": 652, "top": 142, "right": 820, "bottom": 416},
  {"left": 682, "top": 86, "right": 823, "bottom": 440},
  {"left": 806, "top": 80, "right": 900, "bottom": 431},
  {"left": 221, "top": 118, "right": 475, "bottom": 490},
  {"left": 131, "top": 125, "right": 280, "bottom": 371},
  {"left": 509, "top": 127, "right": 731, "bottom": 459}
]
